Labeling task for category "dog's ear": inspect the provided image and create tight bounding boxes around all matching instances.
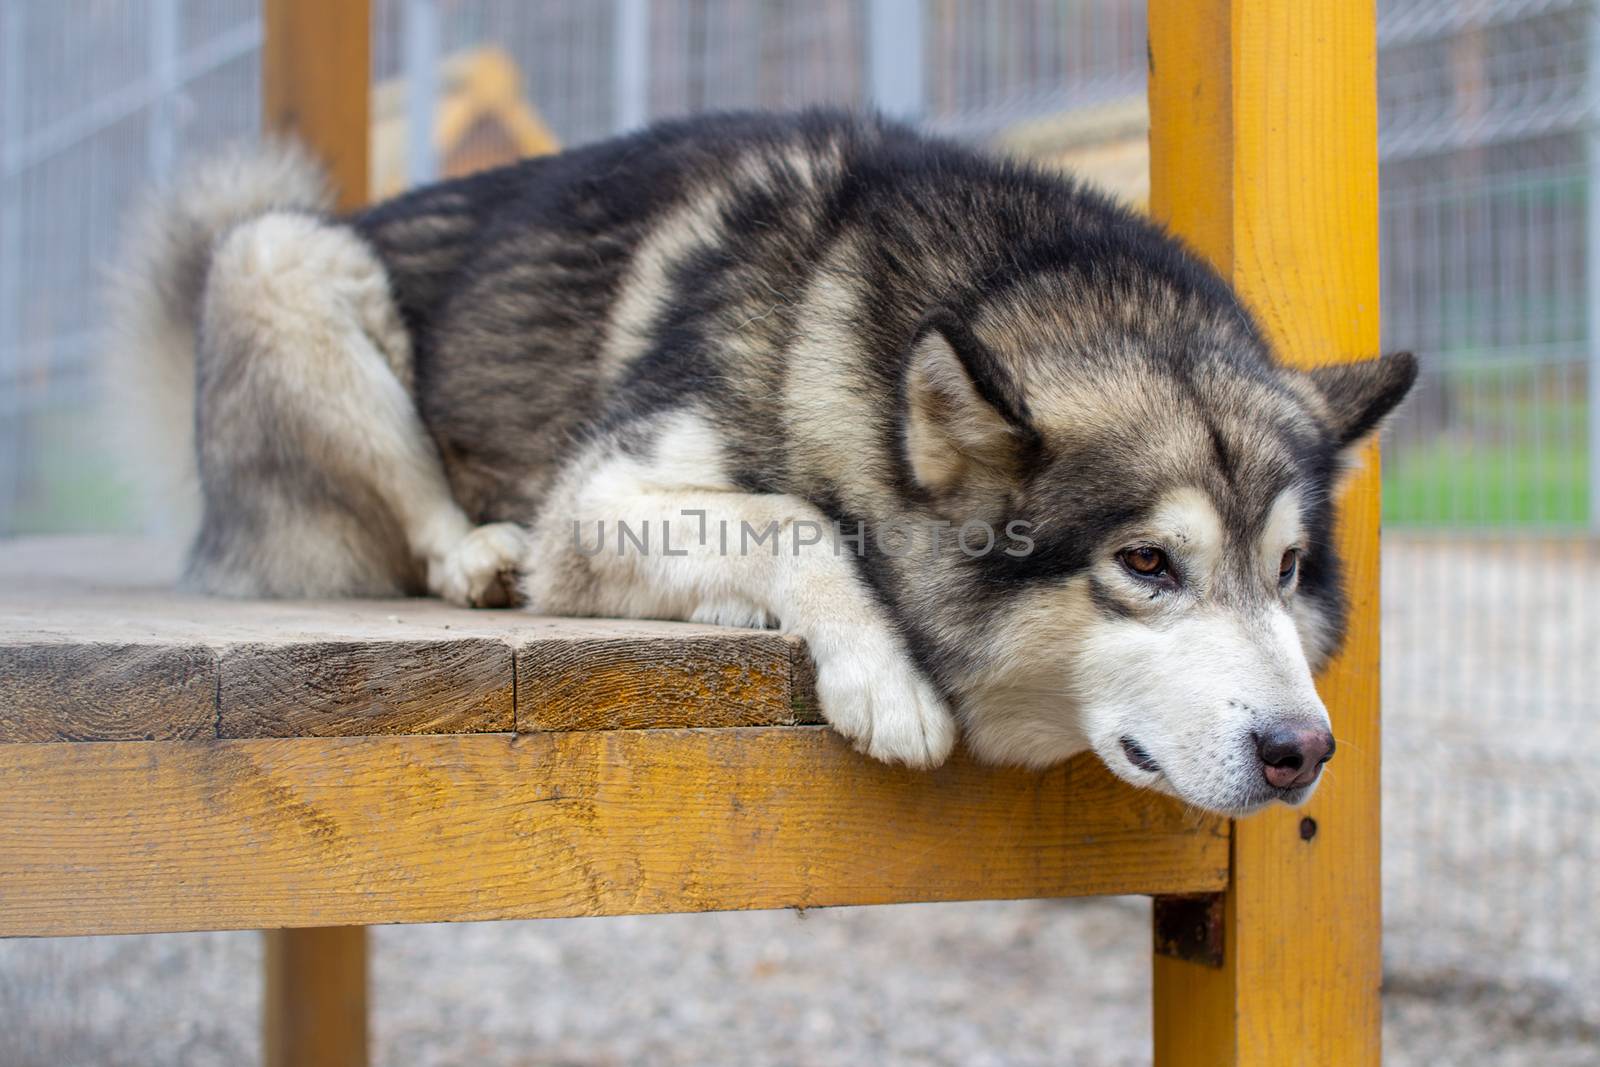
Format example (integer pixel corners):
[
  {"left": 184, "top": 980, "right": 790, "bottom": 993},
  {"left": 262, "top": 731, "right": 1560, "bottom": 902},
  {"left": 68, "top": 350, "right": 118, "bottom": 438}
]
[
  {"left": 1304, "top": 351, "right": 1418, "bottom": 453},
  {"left": 902, "top": 313, "right": 1036, "bottom": 510}
]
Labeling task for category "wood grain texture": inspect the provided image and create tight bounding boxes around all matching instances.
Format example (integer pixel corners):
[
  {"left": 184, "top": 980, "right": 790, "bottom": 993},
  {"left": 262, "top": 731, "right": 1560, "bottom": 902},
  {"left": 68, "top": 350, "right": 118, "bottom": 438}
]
[
  {"left": 0, "top": 541, "right": 818, "bottom": 739},
  {"left": 0, "top": 731, "right": 1228, "bottom": 936},
  {"left": 517, "top": 630, "right": 818, "bottom": 731},
  {"left": 221, "top": 639, "right": 514, "bottom": 737},
  {"left": 0, "top": 642, "right": 216, "bottom": 742},
  {"left": 264, "top": 927, "right": 369, "bottom": 1067},
  {"left": 262, "top": 0, "right": 371, "bottom": 211},
  {"left": 1148, "top": 3, "right": 1384, "bottom": 1064}
]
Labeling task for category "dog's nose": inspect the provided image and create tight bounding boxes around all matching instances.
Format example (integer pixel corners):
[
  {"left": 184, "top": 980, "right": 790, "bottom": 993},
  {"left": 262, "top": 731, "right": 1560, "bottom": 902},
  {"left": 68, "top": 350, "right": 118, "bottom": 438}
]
[{"left": 1255, "top": 726, "right": 1334, "bottom": 789}]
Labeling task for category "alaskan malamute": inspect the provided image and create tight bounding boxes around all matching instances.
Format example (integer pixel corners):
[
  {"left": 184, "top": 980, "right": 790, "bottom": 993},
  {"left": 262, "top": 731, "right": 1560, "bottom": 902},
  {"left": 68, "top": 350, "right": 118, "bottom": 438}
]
[{"left": 108, "top": 111, "right": 1415, "bottom": 815}]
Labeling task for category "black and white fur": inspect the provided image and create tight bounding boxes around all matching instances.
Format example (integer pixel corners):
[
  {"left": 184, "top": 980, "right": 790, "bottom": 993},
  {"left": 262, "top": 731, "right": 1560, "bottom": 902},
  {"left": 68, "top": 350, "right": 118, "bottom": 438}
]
[{"left": 107, "top": 112, "right": 1415, "bottom": 815}]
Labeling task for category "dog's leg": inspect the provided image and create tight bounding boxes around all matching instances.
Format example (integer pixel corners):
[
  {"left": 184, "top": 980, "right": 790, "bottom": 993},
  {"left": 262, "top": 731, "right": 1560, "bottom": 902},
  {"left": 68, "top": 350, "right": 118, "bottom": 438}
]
[
  {"left": 524, "top": 421, "right": 958, "bottom": 767},
  {"left": 193, "top": 212, "right": 523, "bottom": 604}
]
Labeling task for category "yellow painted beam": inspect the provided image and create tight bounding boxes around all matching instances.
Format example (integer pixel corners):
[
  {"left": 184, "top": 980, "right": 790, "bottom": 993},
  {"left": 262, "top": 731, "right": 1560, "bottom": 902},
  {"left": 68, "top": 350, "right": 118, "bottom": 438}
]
[
  {"left": 0, "top": 730, "right": 1228, "bottom": 937},
  {"left": 1148, "top": 3, "right": 1384, "bottom": 1064}
]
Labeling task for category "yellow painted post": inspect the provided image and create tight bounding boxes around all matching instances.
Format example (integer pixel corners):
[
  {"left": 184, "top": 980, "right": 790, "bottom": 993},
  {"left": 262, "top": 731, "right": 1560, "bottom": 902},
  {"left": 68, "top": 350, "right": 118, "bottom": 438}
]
[
  {"left": 263, "top": 926, "right": 370, "bottom": 1067},
  {"left": 1147, "top": 3, "right": 1384, "bottom": 1064},
  {"left": 262, "top": 0, "right": 371, "bottom": 211},
  {"left": 260, "top": 4, "right": 372, "bottom": 1065}
]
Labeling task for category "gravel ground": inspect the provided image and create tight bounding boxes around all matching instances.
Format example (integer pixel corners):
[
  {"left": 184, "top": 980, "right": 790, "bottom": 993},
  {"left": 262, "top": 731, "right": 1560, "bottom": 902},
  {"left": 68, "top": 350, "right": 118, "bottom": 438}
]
[
  {"left": 0, "top": 901, "right": 1152, "bottom": 1067},
  {"left": 1377, "top": 535, "right": 1600, "bottom": 1067},
  {"left": 3, "top": 536, "right": 1597, "bottom": 1066}
]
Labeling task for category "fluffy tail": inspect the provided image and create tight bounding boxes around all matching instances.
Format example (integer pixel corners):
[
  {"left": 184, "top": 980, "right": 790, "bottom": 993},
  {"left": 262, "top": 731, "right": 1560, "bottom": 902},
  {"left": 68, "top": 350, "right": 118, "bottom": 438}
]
[{"left": 103, "top": 141, "right": 333, "bottom": 541}]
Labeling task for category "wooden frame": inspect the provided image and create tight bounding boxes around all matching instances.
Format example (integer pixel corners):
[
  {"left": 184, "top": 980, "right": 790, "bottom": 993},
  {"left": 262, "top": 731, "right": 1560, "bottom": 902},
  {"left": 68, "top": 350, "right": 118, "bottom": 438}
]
[
  {"left": 0, "top": 731, "right": 1227, "bottom": 936},
  {"left": 0, "top": 3, "right": 1383, "bottom": 1065},
  {"left": 262, "top": 0, "right": 370, "bottom": 211},
  {"left": 0, "top": 552, "right": 1227, "bottom": 1067}
]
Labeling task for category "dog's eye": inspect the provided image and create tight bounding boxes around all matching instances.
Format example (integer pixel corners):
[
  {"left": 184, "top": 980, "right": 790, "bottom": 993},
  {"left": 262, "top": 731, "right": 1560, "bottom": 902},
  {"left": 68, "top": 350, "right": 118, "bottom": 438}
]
[
  {"left": 1119, "top": 546, "right": 1169, "bottom": 578},
  {"left": 1279, "top": 548, "right": 1300, "bottom": 585}
]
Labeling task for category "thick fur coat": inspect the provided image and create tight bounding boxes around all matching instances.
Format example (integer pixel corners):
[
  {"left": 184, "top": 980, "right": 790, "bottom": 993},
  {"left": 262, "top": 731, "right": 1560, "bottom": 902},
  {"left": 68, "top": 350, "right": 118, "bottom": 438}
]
[{"left": 107, "top": 111, "right": 1415, "bottom": 814}]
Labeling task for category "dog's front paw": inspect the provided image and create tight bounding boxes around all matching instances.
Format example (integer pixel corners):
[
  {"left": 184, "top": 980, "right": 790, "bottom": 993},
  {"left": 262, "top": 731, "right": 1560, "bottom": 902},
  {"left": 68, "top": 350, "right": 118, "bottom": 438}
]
[
  {"left": 806, "top": 625, "right": 957, "bottom": 768},
  {"left": 429, "top": 523, "right": 527, "bottom": 608}
]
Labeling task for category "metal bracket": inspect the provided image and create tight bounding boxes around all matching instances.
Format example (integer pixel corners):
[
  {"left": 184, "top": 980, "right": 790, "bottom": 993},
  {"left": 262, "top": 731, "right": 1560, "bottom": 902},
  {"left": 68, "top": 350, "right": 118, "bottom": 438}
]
[{"left": 1153, "top": 892, "right": 1226, "bottom": 968}]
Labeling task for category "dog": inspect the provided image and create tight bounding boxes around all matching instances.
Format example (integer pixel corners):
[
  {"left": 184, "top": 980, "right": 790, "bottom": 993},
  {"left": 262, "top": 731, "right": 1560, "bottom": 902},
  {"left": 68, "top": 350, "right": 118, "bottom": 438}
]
[{"left": 106, "top": 110, "right": 1415, "bottom": 815}]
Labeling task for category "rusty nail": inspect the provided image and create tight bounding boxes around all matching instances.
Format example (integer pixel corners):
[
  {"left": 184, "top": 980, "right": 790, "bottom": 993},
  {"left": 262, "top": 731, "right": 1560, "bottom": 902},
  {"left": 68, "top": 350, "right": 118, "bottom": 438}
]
[{"left": 1299, "top": 816, "right": 1318, "bottom": 841}]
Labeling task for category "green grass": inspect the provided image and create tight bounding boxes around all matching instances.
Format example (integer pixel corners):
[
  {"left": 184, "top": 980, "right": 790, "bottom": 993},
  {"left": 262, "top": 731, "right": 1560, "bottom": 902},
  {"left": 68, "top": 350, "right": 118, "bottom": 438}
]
[
  {"left": 1382, "top": 438, "right": 1590, "bottom": 527},
  {"left": 1380, "top": 360, "right": 1592, "bottom": 528},
  {"left": 3, "top": 409, "right": 135, "bottom": 536}
]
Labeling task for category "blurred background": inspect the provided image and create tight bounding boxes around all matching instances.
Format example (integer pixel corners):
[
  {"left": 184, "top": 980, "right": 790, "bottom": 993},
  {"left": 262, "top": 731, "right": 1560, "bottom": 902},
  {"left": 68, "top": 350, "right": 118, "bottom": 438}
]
[{"left": 1, "top": 1, "right": 1597, "bottom": 1064}]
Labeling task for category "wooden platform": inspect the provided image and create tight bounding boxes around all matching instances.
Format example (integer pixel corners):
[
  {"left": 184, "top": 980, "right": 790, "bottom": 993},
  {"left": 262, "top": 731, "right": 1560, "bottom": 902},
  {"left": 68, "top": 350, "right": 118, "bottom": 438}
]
[
  {"left": 6, "top": 1, "right": 1387, "bottom": 1061},
  {"left": 0, "top": 537, "right": 1229, "bottom": 937}
]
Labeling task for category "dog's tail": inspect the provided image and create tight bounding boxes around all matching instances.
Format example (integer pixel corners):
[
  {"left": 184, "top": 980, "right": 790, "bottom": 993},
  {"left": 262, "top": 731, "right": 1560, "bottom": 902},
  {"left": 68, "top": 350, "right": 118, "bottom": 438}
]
[{"left": 102, "top": 141, "right": 333, "bottom": 541}]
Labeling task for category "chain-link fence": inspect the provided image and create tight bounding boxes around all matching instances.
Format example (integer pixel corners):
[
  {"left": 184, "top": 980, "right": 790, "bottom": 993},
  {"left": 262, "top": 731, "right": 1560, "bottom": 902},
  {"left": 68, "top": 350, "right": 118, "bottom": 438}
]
[
  {"left": 1376, "top": 2, "right": 1600, "bottom": 1046},
  {"left": 1, "top": 1, "right": 1595, "bottom": 1061},
  {"left": 0, "top": 0, "right": 260, "bottom": 534}
]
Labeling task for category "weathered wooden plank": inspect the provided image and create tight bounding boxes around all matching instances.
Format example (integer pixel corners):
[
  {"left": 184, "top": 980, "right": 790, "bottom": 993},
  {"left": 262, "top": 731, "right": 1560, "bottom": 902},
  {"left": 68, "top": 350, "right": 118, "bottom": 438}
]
[
  {"left": 262, "top": 0, "right": 370, "bottom": 211},
  {"left": 0, "top": 730, "right": 1228, "bottom": 936},
  {"left": 517, "top": 630, "right": 818, "bottom": 731},
  {"left": 0, "top": 539, "right": 819, "bottom": 738},
  {"left": 0, "top": 544, "right": 550, "bottom": 648},
  {"left": 0, "top": 642, "right": 216, "bottom": 742},
  {"left": 264, "top": 926, "right": 369, "bottom": 1067},
  {"left": 220, "top": 639, "right": 514, "bottom": 738},
  {"left": 0, "top": 613, "right": 811, "bottom": 740},
  {"left": 1148, "top": 3, "right": 1385, "bottom": 1064}
]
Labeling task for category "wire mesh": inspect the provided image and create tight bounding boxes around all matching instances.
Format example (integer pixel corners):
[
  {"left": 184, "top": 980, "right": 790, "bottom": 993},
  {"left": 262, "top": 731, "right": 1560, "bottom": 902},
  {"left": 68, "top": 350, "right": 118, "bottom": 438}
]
[
  {"left": 1376, "top": 3, "right": 1600, "bottom": 1030},
  {"left": 0, "top": 0, "right": 260, "bottom": 534}
]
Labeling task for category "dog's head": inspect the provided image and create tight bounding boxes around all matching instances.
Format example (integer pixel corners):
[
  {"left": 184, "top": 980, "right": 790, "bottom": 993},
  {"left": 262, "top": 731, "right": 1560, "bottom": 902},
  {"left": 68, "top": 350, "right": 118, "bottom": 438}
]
[{"left": 897, "top": 273, "right": 1416, "bottom": 816}]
